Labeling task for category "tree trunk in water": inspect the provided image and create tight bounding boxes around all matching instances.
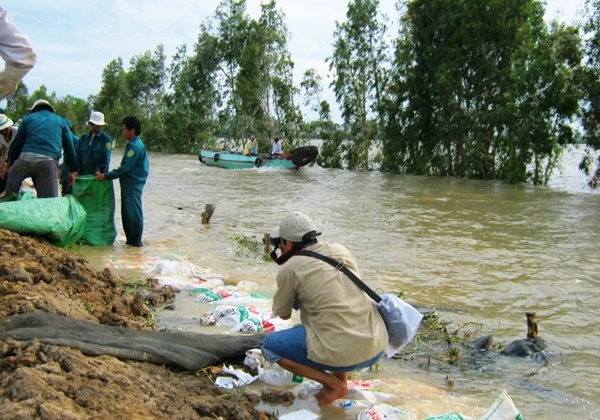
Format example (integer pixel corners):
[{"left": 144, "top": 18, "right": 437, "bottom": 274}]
[
  {"left": 201, "top": 203, "right": 215, "bottom": 225},
  {"left": 526, "top": 312, "right": 538, "bottom": 339}
]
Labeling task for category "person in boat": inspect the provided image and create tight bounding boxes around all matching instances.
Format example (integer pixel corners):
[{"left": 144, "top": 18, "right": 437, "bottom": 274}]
[
  {"left": 271, "top": 136, "right": 283, "bottom": 157},
  {"left": 262, "top": 212, "right": 387, "bottom": 404},
  {"left": 0, "top": 5, "right": 36, "bottom": 100},
  {"left": 0, "top": 113, "right": 16, "bottom": 192},
  {"left": 251, "top": 136, "right": 258, "bottom": 155},
  {"left": 244, "top": 135, "right": 255, "bottom": 156},
  {"left": 76, "top": 111, "right": 112, "bottom": 176},
  {"left": 96, "top": 116, "right": 149, "bottom": 247},
  {"left": 5, "top": 99, "right": 77, "bottom": 198}
]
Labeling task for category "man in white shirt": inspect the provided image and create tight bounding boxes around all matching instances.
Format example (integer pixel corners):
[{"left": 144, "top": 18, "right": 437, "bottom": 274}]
[
  {"left": 0, "top": 5, "right": 36, "bottom": 100},
  {"left": 271, "top": 136, "right": 283, "bottom": 156}
]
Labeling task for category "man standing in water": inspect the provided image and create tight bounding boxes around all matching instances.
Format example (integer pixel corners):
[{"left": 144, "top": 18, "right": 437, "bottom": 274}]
[
  {"left": 76, "top": 111, "right": 112, "bottom": 175},
  {"left": 96, "top": 116, "right": 148, "bottom": 247},
  {"left": 262, "top": 212, "right": 387, "bottom": 404}
]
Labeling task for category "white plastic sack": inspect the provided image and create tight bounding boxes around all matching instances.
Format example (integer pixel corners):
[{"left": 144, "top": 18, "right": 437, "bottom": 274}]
[
  {"left": 357, "top": 403, "right": 412, "bottom": 420},
  {"left": 235, "top": 280, "right": 259, "bottom": 293},
  {"left": 243, "top": 348, "right": 265, "bottom": 372},
  {"left": 201, "top": 305, "right": 274, "bottom": 328},
  {"left": 258, "top": 362, "right": 304, "bottom": 386},
  {"left": 377, "top": 294, "right": 424, "bottom": 358},
  {"left": 196, "top": 290, "right": 270, "bottom": 305},
  {"left": 231, "top": 315, "right": 292, "bottom": 334},
  {"left": 480, "top": 389, "right": 526, "bottom": 420}
]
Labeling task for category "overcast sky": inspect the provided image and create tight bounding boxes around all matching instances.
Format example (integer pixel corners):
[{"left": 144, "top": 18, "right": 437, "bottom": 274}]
[{"left": 2, "top": 0, "right": 585, "bottom": 120}]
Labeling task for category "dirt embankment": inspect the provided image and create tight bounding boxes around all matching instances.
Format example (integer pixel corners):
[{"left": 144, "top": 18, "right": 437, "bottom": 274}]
[{"left": 0, "top": 229, "right": 262, "bottom": 420}]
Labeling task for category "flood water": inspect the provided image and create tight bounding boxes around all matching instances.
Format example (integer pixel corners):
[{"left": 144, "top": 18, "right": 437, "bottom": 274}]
[{"left": 80, "top": 147, "right": 600, "bottom": 420}]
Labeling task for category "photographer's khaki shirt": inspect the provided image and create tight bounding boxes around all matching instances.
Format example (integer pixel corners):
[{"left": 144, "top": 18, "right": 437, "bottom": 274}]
[{"left": 273, "top": 242, "right": 388, "bottom": 367}]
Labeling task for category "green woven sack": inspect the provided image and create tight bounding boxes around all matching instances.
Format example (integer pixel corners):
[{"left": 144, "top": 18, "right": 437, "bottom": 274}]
[
  {"left": 72, "top": 175, "right": 117, "bottom": 246},
  {"left": 0, "top": 195, "right": 86, "bottom": 247}
]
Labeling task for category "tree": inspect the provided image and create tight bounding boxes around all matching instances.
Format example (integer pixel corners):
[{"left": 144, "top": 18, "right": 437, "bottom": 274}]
[
  {"left": 300, "top": 68, "right": 343, "bottom": 166},
  {"left": 166, "top": 30, "right": 222, "bottom": 153},
  {"left": 5, "top": 82, "right": 29, "bottom": 119},
  {"left": 329, "top": 0, "right": 389, "bottom": 170},
  {"left": 382, "top": 0, "right": 581, "bottom": 185},
  {"left": 214, "top": 0, "right": 250, "bottom": 146},
  {"left": 93, "top": 58, "right": 129, "bottom": 142},
  {"left": 127, "top": 46, "right": 168, "bottom": 150},
  {"left": 580, "top": 0, "right": 600, "bottom": 187}
]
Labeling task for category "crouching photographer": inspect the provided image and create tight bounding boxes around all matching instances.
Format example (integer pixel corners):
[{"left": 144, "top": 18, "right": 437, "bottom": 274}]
[{"left": 261, "top": 212, "right": 388, "bottom": 404}]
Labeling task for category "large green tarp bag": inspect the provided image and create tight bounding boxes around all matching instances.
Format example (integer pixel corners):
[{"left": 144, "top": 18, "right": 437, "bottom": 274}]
[
  {"left": 0, "top": 191, "right": 35, "bottom": 203},
  {"left": 72, "top": 175, "right": 117, "bottom": 246},
  {"left": 0, "top": 194, "right": 86, "bottom": 247}
]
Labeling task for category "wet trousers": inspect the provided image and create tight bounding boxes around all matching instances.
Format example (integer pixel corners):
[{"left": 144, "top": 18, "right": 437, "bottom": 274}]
[
  {"left": 121, "top": 185, "right": 144, "bottom": 247},
  {"left": 5, "top": 159, "right": 58, "bottom": 198}
]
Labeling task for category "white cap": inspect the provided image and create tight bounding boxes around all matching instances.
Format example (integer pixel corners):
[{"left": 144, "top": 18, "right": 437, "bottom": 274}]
[
  {"left": 88, "top": 111, "right": 106, "bottom": 126},
  {"left": 271, "top": 212, "right": 319, "bottom": 243}
]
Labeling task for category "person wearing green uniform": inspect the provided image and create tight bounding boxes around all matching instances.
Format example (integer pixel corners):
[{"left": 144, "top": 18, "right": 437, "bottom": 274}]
[
  {"left": 96, "top": 116, "right": 149, "bottom": 247},
  {"left": 76, "top": 111, "right": 112, "bottom": 175},
  {"left": 5, "top": 99, "right": 76, "bottom": 198}
]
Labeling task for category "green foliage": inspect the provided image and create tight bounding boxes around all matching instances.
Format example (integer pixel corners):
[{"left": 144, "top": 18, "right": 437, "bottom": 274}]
[
  {"left": 579, "top": 0, "right": 600, "bottom": 186},
  {"left": 63, "top": 241, "right": 84, "bottom": 256},
  {"left": 381, "top": 0, "right": 582, "bottom": 185},
  {"left": 231, "top": 234, "right": 263, "bottom": 259},
  {"left": 409, "top": 310, "right": 486, "bottom": 367},
  {"left": 328, "top": 0, "right": 389, "bottom": 170},
  {"left": 8, "top": 0, "right": 598, "bottom": 188},
  {"left": 119, "top": 277, "right": 152, "bottom": 294}
]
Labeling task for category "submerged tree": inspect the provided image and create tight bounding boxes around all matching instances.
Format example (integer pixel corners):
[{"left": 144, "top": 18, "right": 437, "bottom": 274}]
[
  {"left": 329, "top": 0, "right": 389, "bottom": 170},
  {"left": 580, "top": 0, "right": 600, "bottom": 188},
  {"left": 382, "top": 0, "right": 581, "bottom": 185}
]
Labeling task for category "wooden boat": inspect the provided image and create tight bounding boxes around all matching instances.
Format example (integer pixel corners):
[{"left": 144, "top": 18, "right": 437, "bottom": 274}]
[{"left": 198, "top": 146, "right": 318, "bottom": 170}]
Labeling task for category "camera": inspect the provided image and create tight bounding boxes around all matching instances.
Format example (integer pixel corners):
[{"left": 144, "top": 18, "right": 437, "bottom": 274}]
[{"left": 263, "top": 233, "right": 280, "bottom": 254}]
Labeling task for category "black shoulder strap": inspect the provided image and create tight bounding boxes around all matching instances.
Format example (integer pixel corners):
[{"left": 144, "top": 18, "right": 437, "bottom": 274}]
[{"left": 298, "top": 250, "right": 382, "bottom": 303}]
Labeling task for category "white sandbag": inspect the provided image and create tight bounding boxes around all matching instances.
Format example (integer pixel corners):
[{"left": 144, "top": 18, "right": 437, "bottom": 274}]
[
  {"left": 230, "top": 316, "right": 291, "bottom": 333},
  {"left": 195, "top": 290, "right": 269, "bottom": 305},
  {"left": 201, "top": 305, "right": 274, "bottom": 328}
]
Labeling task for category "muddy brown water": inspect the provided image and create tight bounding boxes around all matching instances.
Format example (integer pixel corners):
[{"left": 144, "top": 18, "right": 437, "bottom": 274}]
[{"left": 80, "top": 147, "right": 600, "bottom": 419}]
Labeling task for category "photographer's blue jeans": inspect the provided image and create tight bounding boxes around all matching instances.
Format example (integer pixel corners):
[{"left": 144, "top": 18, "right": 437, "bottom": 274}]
[{"left": 261, "top": 324, "right": 383, "bottom": 372}]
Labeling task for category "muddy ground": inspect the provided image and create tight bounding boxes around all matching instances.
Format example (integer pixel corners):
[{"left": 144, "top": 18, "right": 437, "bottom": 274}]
[{"left": 0, "top": 228, "right": 266, "bottom": 420}]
